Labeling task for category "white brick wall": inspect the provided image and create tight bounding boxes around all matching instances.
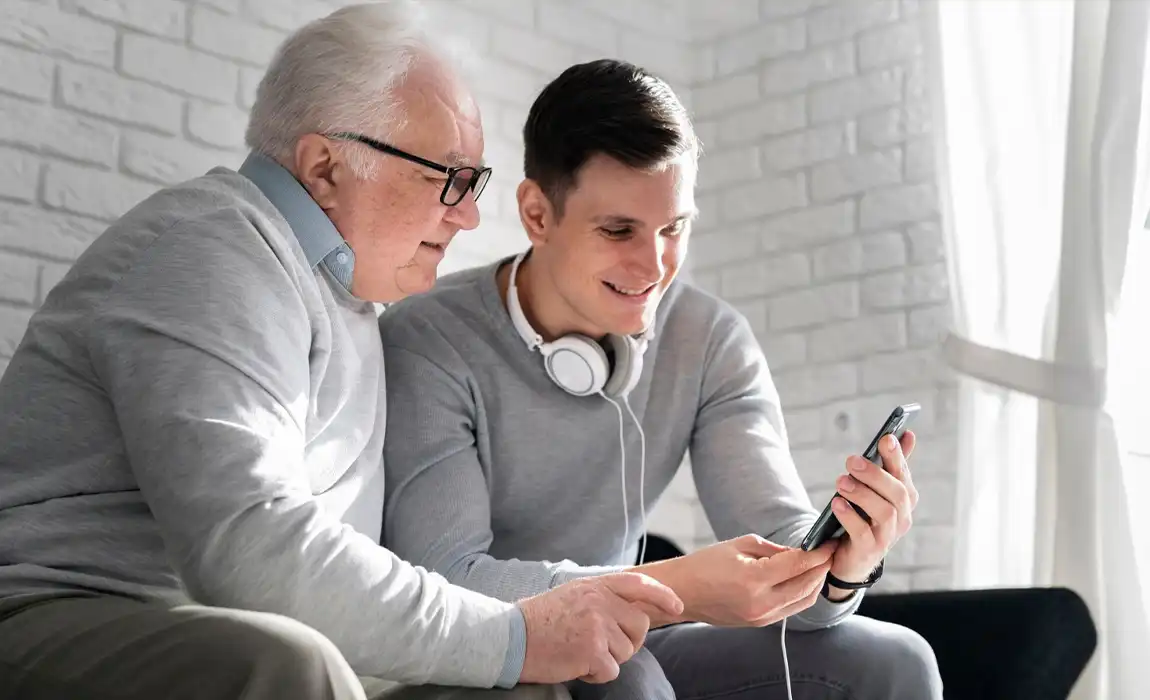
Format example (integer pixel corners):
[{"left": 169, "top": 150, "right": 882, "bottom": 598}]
[
  {"left": 688, "top": 0, "right": 957, "bottom": 588},
  {"left": 0, "top": 0, "right": 955, "bottom": 589}
]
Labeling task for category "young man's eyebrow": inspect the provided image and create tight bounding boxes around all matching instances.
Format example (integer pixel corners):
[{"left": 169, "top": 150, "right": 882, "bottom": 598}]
[
  {"left": 594, "top": 212, "right": 698, "bottom": 227},
  {"left": 594, "top": 215, "right": 644, "bottom": 226}
]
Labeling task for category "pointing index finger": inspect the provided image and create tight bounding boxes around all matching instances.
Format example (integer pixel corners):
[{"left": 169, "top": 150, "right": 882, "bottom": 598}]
[
  {"left": 601, "top": 573, "right": 684, "bottom": 617},
  {"left": 758, "top": 542, "right": 835, "bottom": 585}
]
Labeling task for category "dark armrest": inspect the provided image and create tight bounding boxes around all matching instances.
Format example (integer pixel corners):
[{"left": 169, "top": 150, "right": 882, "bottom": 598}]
[{"left": 858, "top": 587, "right": 1097, "bottom": 700}]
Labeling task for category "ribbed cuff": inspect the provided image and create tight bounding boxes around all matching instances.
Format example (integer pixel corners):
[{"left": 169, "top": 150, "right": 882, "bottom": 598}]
[
  {"left": 549, "top": 563, "right": 627, "bottom": 588},
  {"left": 495, "top": 606, "right": 527, "bottom": 689},
  {"left": 789, "top": 586, "right": 865, "bottom": 631}
]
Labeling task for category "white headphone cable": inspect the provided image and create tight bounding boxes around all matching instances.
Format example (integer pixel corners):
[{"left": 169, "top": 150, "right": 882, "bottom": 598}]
[
  {"left": 781, "top": 615, "right": 793, "bottom": 700},
  {"left": 607, "top": 372, "right": 791, "bottom": 700},
  {"left": 599, "top": 391, "right": 631, "bottom": 565},
  {"left": 621, "top": 396, "right": 648, "bottom": 567}
]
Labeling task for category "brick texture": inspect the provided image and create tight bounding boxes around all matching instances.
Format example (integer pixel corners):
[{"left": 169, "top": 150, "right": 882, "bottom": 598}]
[
  {"left": 0, "top": 43, "right": 55, "bottom": 102},
  {"left": 190, "top": 7, "right": 285, "bottom": 66},
  {"left": 762, "top": 123, "right": 854, "bottom": 174},
  {"left": 760, "top": 41, "right": 855, "bottom": 96},
  {"left": 717, "top": 95, "right": 807, "bottom": 145},
  {"left": 810, "top": 68, "right": 904, "bottom": 123},
  {"left": 0, "top": 94, "right": 118, "bottom": 166},
  {"left": 0, "top": 250, "right": 39, "bottom": 305},
  {"left": 121, "top": 33, "right": 239, "bottom": 103},
  {"left": 65, "top": 0, "right": 187, "bottom": 40},
  {"left": 0, "top": 146, "right": 39, "bottom": 203},
  {"left": 58, "top": 64, "right": 184, "bottom": 133},
  {"left": 1, "top": 1, "right": 116, "bottom": 67},
  {"left": 716, "top": 18, "right": 806, "bottom": 77},
  {"left": 186, "top": 102, "right": 249, "bottom": 149},
  {"left": 688, "top": 0, "right": 956, "bottom": 584}
]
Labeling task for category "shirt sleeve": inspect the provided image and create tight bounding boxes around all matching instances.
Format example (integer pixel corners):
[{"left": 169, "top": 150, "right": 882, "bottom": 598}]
[
  {"left": 87, "top": 216, "right": 520, "bottom": 687},
  {"left": 688, "top": 305, "right": 864, "bottom": 629}
]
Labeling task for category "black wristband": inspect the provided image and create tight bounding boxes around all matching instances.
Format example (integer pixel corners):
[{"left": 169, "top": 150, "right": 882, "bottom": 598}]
[{"left": 822, "top": 559, "right": 884, "bottom": 597}]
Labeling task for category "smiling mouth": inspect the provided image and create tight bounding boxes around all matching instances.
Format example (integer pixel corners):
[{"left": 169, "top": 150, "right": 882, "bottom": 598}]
[
  {"left": 420, "top": 241, "right": 446, "bottom": 252},
  {"left": 603, "top": 281, "right": 656, "bottom": 297}
]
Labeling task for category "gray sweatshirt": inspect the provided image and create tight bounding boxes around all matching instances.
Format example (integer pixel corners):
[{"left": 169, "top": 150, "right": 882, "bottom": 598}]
[
  {"left": 380, "top": 258, "right": 862, "bottom": 630},
  {"left": 0, "top": 154, "right": 522, "bottom": 688}
]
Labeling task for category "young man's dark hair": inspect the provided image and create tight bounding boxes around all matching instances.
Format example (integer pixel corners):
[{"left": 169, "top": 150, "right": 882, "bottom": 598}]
[{"left": 523, "top": 59, "right": 698, "bottom": 215}]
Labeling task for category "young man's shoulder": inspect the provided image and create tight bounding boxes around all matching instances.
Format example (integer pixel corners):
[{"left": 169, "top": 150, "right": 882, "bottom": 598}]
[
  {"left": 660, "top": 277, "right": 753, "bottom": 340},
  {"left": 379, "top": 259, "right": 505, "bottom": 358}
]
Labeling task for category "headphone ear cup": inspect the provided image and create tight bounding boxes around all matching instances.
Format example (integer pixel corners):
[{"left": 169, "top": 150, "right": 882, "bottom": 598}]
[
  {"left": 543, "top": 335, "right": 610, "bottom": 396},
  {"left": 603, "top": 335, "right": 644, "bottom": 398}
]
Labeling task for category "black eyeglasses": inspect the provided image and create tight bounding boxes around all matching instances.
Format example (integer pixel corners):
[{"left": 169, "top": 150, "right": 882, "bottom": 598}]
[{"left": 327, "top": 132, "right": 492, "bottom": 207}]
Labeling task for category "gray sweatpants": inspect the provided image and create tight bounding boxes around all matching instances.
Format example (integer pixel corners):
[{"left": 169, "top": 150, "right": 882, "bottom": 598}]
[
  {"left": 568, "top": 617, "right": 944, "bottom": 700},
  {"left": 0, "top": 594, "right": 570, "bottom": 700}
]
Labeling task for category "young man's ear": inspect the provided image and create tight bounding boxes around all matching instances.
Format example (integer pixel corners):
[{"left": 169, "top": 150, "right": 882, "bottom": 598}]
[{"left": 517, "top": 179, "right": 554, "bottom": 246}]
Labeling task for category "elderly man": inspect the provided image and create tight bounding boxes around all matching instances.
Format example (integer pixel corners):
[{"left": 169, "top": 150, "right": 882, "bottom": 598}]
[
  {"left": 380, "top": 60, "right": 944, "bottom": 699},
  {"left": 0, "top": 4, "right": 683, "bottom": 700}
]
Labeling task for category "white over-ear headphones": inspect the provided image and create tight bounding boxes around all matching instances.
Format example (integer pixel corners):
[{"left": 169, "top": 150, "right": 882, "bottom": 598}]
[{"left": 506, "top": 251, "right": 650, "bottom": 398}]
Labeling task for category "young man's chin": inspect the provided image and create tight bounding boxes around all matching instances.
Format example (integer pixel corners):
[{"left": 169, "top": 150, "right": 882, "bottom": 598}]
[
  {"left": 586, "top": 292, "right": 656, "bottom": 337},
  {"left": 600, "top": 314, "right": 649, "bottom": 339}
]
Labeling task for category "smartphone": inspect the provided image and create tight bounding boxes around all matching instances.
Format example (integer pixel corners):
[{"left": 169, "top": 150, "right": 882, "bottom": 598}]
[{"left": 799, "top": 403, "right": 920, "bottom": 552}]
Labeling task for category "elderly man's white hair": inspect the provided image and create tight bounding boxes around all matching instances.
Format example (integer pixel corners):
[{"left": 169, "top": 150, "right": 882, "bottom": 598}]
[{"left": 246, "top": 1, "right": 450, "bottom": 180}]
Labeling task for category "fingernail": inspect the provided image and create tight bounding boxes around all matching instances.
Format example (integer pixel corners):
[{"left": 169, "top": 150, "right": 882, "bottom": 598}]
[
  {"left": 886, "top": 434, "right": 899, "bottom": 450},
  {"left": 832, "top": 497, "right": 848, "bottom": 512},
  {"left": 848, "top": 457, "right": 866, "bottom": 471},
  {"left": 837, "top": 476, "right": 855, "bottom": 492}
]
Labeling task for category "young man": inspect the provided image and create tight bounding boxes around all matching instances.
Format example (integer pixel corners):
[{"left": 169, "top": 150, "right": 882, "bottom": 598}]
[
  {"left": 0, "top": 7, "right": 684, "bottom": 699},
  {"left": 380, "top": 60, "right": 943, "bottom": 699}
]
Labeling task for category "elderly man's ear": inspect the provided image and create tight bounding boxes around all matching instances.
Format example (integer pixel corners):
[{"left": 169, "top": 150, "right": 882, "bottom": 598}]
[{"left": 294, "top": 134, "right": 344, "bottom": 210}]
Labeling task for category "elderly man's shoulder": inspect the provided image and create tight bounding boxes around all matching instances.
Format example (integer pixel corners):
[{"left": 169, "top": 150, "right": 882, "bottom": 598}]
[
  {"left": 54, "top": 167, "right": 314, "bottom": 329},
  {"left": 81, "top": 166, "right": 287, "bottom": 271},
  {"left": 118, "top": 167, "right": 267, "bottom": 231}
]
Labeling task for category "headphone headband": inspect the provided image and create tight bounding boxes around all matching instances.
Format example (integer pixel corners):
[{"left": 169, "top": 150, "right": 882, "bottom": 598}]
[{"left": 506, "top": 252, "right": 543, "bottom": 351}]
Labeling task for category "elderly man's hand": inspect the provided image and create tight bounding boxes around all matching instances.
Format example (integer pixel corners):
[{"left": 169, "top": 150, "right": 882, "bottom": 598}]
[
  {"left": 825, "top": 430, "right": 918, "bottom": 601},
  {"left": 634, "top": 534, "right": 836, "bottom": 628},
  {"left": 517, "top": 572, "right": 683, "bottom": 685}
]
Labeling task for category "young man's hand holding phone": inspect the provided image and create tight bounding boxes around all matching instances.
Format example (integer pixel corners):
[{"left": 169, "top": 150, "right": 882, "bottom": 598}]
[
  {"left": 627, "top": 404, "right": 922, "bottom": 629},
  {"left": 802, "top": 404, "right": 921, "bottom": 601}
]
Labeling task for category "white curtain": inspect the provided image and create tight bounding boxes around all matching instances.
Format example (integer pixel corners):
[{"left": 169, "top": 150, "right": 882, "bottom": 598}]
[{"left": 925, "top": 1, "right": 1150, "bottom": 698}]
